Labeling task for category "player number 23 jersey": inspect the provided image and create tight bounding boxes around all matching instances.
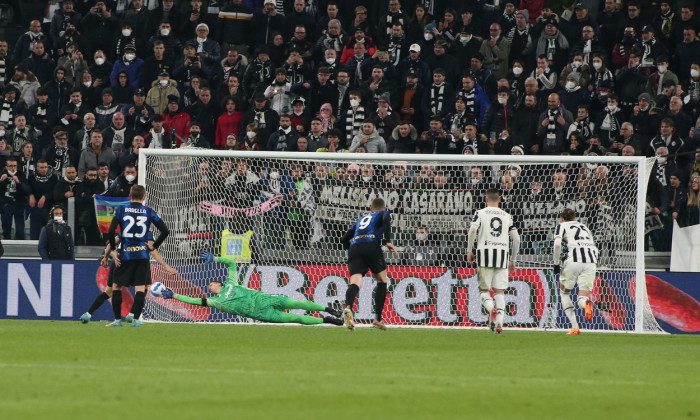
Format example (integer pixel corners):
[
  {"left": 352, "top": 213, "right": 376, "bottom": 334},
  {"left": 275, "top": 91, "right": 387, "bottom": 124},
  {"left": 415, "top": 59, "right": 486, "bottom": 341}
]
[
  {"left": 471, "top": 207, "right": 516, "bottom": 268},
  {"left": 554, "top": 221, "right": 599, "bottom": 264},
  {"left": 115, "top": 203, "right": 162, "bottom": 260}
]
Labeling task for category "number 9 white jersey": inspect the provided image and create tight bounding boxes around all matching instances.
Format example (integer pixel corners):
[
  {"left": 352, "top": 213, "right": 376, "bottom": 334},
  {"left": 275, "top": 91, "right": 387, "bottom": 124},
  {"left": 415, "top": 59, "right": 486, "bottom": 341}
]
[
  {"left": 470, "top": 207, "right": 517, "bottom": 269},
  {"left": 554, "top": 221, "right": 599, "bottom": 264}
]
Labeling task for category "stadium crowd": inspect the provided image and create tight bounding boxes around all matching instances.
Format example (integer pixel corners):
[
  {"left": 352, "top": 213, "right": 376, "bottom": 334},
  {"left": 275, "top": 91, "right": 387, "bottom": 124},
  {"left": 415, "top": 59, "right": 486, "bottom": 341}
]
[{"left": 1, "top": 0, "right": 700, "bottom": 252}]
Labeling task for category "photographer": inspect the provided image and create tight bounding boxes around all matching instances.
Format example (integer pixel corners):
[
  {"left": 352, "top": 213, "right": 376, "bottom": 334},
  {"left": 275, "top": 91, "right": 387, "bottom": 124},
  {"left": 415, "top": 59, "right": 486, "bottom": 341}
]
[
  {"left": 173, "top": 42, "right": 212, "bottom": 92},
  {"left": 417, "top": 117, "right": 459, "bottom": 154},
  {"left": 79, "top": 1, "right": 119, "bottom": 59}
]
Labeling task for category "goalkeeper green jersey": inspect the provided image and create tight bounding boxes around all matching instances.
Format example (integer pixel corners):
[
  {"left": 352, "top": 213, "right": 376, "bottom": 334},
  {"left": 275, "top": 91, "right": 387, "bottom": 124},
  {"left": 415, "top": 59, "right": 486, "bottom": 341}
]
[{"left": 175, "top": 257, "right": 264, "bottom": 318}]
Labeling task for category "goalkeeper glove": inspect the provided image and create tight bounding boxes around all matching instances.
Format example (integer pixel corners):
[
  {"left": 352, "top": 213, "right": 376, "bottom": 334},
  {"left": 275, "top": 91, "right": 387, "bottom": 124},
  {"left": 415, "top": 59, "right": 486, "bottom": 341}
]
[
  {"left": 553, "top": 265, "right": 560, "bottom": 275},
  {"left": 199, "top": 250, "right": 214, "bottom": 264},
  {"left": 162, "top": 288, "right": 174, "bottom": 299}
]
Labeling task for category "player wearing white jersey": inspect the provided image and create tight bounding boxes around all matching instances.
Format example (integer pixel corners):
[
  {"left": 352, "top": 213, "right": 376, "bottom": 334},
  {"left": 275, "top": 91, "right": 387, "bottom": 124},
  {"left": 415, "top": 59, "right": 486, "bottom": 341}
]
[
  {"left": 466, "top": 188, "right": 521, "bottom": 334},
  {"left": 553, "top": 208, "right": 598, "bottom": 335}
]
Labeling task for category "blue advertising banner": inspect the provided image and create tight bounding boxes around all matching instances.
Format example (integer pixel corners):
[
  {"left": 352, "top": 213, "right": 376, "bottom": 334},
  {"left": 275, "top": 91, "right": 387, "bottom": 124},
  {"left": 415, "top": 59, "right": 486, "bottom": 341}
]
[{"left": 0, "top": 260, "right": 103, "bottom": 321}]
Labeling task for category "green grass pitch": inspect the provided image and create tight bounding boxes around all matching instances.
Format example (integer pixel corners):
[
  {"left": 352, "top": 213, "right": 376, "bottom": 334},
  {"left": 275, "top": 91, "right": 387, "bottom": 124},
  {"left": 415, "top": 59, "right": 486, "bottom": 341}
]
[{"left": 1, "top": 320, "right": 698, "bottom": 420}]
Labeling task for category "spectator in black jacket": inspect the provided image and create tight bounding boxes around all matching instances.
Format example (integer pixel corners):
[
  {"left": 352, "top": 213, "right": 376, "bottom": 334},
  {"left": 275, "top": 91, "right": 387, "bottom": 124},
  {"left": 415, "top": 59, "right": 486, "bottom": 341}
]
[
  {"left": 74, "top": 166, "right": 104, "bottom": 245},
  {"left": 43, "top": 130, "right": 80, "bottom": 176},
  {"left": 26, "top": 159, "right": 58, "bottom": 239},
  {"left": 52, "top": 164, "right": 80, "bottom": 209},
  {"left": 0, "top": 157, "right": 28, "bottom": 239},
  {"left": 79, "top": 1, "right": 119, "bottom": 59},
  {"left": 482, "top": 87, "right": 515, "bottom": 140},
  {"left": 26, "top": 88, "right": 57, "bottom": 150},
  {"left": 216, "top": 0, "right": 253, "bottom": 55},
  {"left": 239, "top": 94, "right": 279, "bottom": 150},
  {"left": 37, "top": 205, "right": 74, "bottom": 260},
  {"left": 122, "top": 88, "right": 155, "bottom": 136},
  {"left": 60, "top": 88, "right": 91, "bottom": 137},
  {"left": 512, "top": 93, "right": 541, "bottom": 154},
  {"left": 104, "top": 164, "right": 137, "bottom": 197},
  {"left": 145, "top": 0, "right": 184, "bottom": 39}
]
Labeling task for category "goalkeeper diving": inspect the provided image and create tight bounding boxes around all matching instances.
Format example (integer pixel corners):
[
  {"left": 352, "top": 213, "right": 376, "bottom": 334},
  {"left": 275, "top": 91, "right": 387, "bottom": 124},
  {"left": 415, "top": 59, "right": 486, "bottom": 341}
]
[{"left": 162, "top": 251, "right": 344, "bottom": 326}]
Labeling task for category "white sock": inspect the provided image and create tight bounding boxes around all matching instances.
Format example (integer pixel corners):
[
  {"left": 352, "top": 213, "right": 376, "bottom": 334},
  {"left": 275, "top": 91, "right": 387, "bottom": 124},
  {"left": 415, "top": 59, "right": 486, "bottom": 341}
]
[
  {"left": 577, "top": 296, "right": 589, "bottom": 310},
  {"left": 480, "top": 291, "right": 494, "bottom": 313},
  {"left": 561, "top": 292, "right": 579, "bottom": 329},
  {"left": 494, "top": 293, "right": 505, "bottom": 326}
]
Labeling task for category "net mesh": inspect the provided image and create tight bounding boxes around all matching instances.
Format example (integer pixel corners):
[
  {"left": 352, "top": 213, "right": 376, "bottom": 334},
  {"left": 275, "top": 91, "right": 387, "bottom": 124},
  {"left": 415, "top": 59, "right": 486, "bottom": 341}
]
[{"left": 142, "top": 150, "right": 663, "bottom": 333}]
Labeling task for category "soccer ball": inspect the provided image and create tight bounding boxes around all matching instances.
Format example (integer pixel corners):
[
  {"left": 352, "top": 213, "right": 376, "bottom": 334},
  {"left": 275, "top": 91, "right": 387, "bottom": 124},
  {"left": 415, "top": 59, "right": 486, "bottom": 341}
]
[{"left": 150, "top": 282, "right": 166, "bottom": 297}]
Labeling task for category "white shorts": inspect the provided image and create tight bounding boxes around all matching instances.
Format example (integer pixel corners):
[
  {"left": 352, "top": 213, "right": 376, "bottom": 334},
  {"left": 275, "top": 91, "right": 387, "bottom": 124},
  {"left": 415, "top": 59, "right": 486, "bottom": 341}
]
[
  {"left": 560, "top": 261, "right": 597, "bottom": 291},
  {"left": 477, "top": 267, "right": 509, "bottom": 291}
]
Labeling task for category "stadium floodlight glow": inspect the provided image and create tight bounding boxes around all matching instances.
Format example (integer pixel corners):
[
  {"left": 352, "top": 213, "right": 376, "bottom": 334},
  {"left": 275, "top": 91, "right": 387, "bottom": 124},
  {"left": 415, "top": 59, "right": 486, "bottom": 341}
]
[{"left": 139, "top": 149, "right": 663, "bottom": 334}]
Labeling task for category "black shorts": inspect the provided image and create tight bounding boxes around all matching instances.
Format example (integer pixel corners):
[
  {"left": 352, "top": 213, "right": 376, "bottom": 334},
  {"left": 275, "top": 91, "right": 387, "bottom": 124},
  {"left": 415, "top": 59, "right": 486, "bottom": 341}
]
[
  {"left": 347, "top": 242, "right": 387, "bottom": 276},
  {"left": 113, "top": 259, "right": 151, "bottom": 287},
  {"left": 107, "top": 263, "right": 115, "bottom": 287}
]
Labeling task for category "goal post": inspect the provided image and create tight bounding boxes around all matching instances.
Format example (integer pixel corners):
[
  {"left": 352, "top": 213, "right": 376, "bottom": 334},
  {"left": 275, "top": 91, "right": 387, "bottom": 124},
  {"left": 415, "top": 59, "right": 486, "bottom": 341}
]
[{"left": 139, "top": 149, "right": 663, "bottom": 333}]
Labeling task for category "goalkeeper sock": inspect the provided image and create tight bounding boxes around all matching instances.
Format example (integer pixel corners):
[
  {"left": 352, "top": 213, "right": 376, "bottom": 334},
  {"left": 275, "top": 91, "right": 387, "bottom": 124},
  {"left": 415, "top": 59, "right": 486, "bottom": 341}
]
[
  {"left": 345, "top": 284, "right": 359, "bottom": 309},
  {"left": 480, "top": 291, "right": 494, "bottom": 313},
  {"left": 561, "top": 292, "right": 579, "bottom": 329},
  {"left": 494, "top": 293, "right": 505, "bottom": 327},
  {"left": 87, "top": 292, "right": 110, "bottom": 315},
  {"left": 578, "top": 296, "right": 589, "bottom": 310},
  {"left": 132, "top": 291, "right": 146, "bottom": 320},
  {"left": 280, "top": 312, "right": 324, "bottom": 325},
  {"left": 374, "top": 282, "right": 387, "bottom": 321},
  {"left": 111, "top": 289, "right": 122, "bottom": 320}
]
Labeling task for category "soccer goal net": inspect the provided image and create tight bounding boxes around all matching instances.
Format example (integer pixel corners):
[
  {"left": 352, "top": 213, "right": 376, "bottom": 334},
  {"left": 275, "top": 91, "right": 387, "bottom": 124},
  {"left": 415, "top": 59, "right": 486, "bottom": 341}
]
[{"left": 139, "top": 149, "right": 663, "bottom": 333}]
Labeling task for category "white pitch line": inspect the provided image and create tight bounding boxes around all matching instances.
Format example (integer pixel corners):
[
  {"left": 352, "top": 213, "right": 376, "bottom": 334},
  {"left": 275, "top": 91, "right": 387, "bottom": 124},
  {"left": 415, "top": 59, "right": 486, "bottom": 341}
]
[{"left": 0, "top": 362, "right": 694, "bottom": 388}]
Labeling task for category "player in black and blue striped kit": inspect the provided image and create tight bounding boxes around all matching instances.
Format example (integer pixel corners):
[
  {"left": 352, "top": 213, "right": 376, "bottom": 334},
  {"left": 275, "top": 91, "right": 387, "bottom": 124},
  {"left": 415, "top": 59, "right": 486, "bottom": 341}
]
[
  {"left": 340, "top": 197, "right": 398, "bottom": 331},
  {"left": 107, "top": 185, "right": 169, "bottom": 327}
]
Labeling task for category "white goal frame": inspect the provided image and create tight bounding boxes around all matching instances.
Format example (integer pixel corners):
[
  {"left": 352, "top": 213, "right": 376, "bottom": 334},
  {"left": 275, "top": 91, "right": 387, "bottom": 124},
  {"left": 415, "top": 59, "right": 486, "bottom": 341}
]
[{"left": 139, "top": 149, "right": 656, "bottom": 333}]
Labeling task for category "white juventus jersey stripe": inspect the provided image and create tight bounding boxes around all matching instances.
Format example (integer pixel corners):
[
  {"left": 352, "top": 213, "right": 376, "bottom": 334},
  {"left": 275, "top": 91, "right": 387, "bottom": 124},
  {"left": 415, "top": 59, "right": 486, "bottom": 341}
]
[
  {"left": 554, "top": 221, "right": 599, "bottom": 264},
  {"left": 471, "top": 207, "right": 517, "bottom": 269}
]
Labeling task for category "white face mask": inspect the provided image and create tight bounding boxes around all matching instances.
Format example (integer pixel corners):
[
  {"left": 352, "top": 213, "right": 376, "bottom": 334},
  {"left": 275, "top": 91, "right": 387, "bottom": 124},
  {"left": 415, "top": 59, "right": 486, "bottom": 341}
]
[
  {"left": 325, "top": 57, "right": 335, "bottom": 65},
  {"left": 159, "top": 79, "right": 169, "bottom": 87},
  {"left": 122, "top": 29, "right": 132, "bottom": 37},
  {"left": 362, "top": 176, "right": 372, "bottom": 182},
  {"left": 512, "top": 67, "right": 523, "bottom": 75},
  {"left": 657, "top": 156, "right": 667, "bottom": 164},
  {"left": 592, "top": 61, "right": 602, "bottom": 70},
  {"left": 470, "top": 178, "right": 481, "bottom": 184},
  {"left": 572, "top": 60, "right": 582, "bottom": 69},
  {"left": 7, "top": 170, "right": 16, "bottom": 176},
  {"left": 497, "top": 97, "right": 507, "bottom": 105},
  {"left": 0, "top": 130, "right": 6, "bottom": 137},
  {"left": 269, "top": 171, "right": 279, "bottom": 180},
  {"left": 246, "top": 131, "right": 256, "bottom": 139},
  {"left": 424, "top": 33, "right": 433, "bottom": 41},
  {"left": 459, "top": 35, "right": 471, "bottom": 43},
  {"left": 350, "top": 99, "right": 359, "bottom": 107},
  {"left": 510, "top": 170, "right": 518, "bottom": 178},
  {"left": 125, "top": 174, "right": 136, "bottom": 182},
  {"left": 565, "top": 81, "right": 576, "bottom": 90},
  {"left": 692, "top": 69, "right": 700, "bottom": 78},
  {"left": 95, "top": 57, "right": 105, "bottom": 65},
  {"left": 657, "top": 65, "right": 667, "bottom": 73},
  {"left": 124, "top": 53, "right": 136, "bottom": 61},
  {"left": 160, "top": 28, "right": 170, "bottom": 36},
  {"left": 83, "top": 81, "right": 91, "bottom": 87},
  {"left": 54, "top": 216, "right": 64, "bottom": 223},
  {"left": 415, "top": 233, "right": 427, "bottom": 241}
]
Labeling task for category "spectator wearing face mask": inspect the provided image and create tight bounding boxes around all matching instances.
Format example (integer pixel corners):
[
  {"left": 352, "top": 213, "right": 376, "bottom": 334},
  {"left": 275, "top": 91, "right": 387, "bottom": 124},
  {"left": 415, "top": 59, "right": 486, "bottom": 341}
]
[{"left": 38, "top": 205, "right": 74, "bottom": 260}]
